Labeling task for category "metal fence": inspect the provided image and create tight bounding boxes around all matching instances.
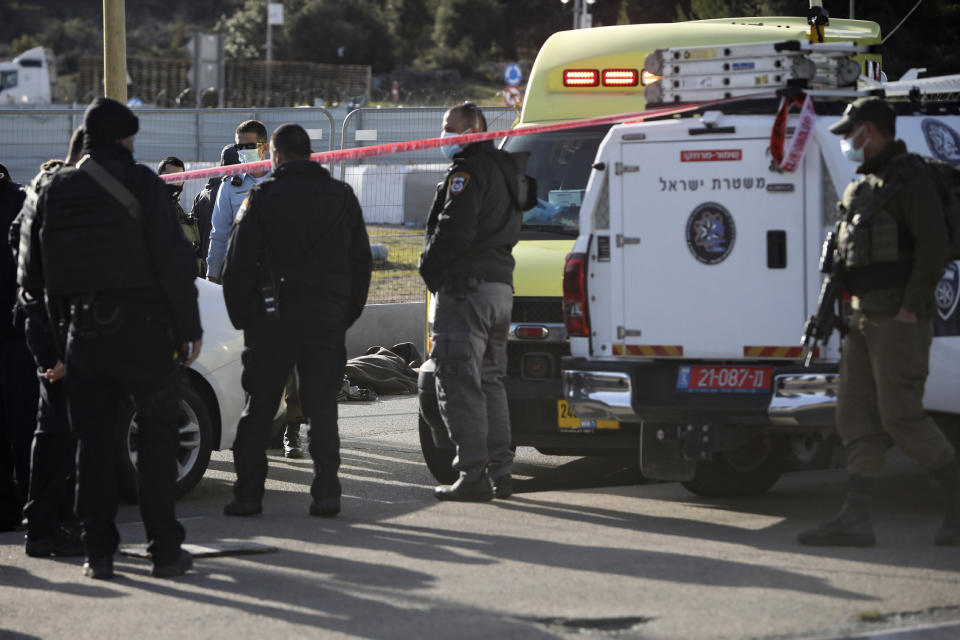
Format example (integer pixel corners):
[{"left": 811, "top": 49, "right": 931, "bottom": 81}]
[{"left": 0, "top": 105, "right": 518, "bottom": 303}]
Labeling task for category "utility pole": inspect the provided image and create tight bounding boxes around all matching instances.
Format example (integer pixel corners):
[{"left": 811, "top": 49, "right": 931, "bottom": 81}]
[
  {"left": 102, "top": 0, "right": 128, "bottom": 102},
  {"left": 561, "top": 0, "right": 594, "bottom": 30},
  {"left": 266, "top": 3, "right": 284, "bottom": 106},
  {"left": 849, "top": 0, "right": 855, "bottom": 19}
]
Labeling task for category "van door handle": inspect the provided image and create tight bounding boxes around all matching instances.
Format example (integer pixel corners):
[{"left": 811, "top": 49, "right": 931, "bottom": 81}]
[{"left": 616, "top": 235, "right": 641, "bottom": 247}]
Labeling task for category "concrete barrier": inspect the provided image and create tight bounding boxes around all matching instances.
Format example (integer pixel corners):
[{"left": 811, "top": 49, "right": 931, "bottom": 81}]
[{"left": 346, "top": 301, "right": 425, "bottom": 359}]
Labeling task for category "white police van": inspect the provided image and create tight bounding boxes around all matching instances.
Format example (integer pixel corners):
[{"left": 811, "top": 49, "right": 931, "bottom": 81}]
[{"left": 560, "top": 65, "right": 960, "bottom": 496}]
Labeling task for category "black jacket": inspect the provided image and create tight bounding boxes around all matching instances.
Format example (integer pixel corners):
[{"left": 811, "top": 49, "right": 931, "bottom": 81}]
[
  {"left": 419, "top": 141, "right": 524, "bottom": 293},
  {"left": 222, "top": 160, "right": 372, "bottom": 331},
  {"left": 190, "top": 177, "right": 220, "bottom": 261},
  {"left": 17, "top": 144, "right": 202, "bottom": 344},
  {"left": 1, "top": 178, "right": 26, "bottom": 341}
]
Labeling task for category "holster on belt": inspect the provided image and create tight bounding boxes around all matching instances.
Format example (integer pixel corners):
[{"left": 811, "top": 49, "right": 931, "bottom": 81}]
[{"left": 442, "top": 277, "right": 480, "bottom": 300}]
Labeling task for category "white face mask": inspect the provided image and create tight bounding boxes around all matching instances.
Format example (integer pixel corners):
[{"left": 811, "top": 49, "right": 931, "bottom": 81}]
[
  {"left": 238, "top": 148, "right": 261, "bottom": 165},
  {"left": 840, "top": 124, "right": 869, "bottom": 163},
  {"left": 440, "top": 129, "right": 469, "bottom": 159}
]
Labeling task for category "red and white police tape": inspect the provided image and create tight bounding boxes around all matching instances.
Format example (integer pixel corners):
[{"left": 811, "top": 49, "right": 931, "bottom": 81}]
[{"left": 158, "top": 92, "right": 780, "bottom": 184}]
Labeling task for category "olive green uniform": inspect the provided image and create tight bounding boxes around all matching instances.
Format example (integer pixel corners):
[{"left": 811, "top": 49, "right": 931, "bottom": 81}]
[
  {"left": 175, "top": 201, "right": 204, "bottom": 278},
  {"left": 835, "top": 139, "right": 955, "bottom": 477}
]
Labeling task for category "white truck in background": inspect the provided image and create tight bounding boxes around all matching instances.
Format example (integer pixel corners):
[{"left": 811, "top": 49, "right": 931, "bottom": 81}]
[
  {"left": 0, "top": 47, "right": 57, "bottom": 104},
  {"left": 560, "top": 75, "right": 960, "bottom": 497}
]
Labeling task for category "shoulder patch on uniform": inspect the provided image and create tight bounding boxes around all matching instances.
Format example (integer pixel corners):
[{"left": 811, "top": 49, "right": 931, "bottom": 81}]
[
  {"left": 234, "top": 198, "right": 249, "bottom": 223},
  {"left": 449, "top": 172, "right": 470, "bottom": 195}
]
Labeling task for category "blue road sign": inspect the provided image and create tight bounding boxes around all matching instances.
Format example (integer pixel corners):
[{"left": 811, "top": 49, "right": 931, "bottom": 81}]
[{"left": 504, "top": 63, "right": 523, "bottom": 87}]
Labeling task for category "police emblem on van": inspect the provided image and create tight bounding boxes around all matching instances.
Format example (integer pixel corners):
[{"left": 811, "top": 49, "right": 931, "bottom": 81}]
[
  {"left": 922, "top": 119, "right": 960, "bottom": 168},
  {"left": 686, "top": 202, "right": 736, "bottom": 265},
  {"left": 935, "top": 263, "right": 960, "bottom": 337}
]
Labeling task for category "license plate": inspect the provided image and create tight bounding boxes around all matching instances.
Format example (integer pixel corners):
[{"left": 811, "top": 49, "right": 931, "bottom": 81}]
[
  {"left": 676, "top": 365, "right": 772, "bottom": 394},
  {"left": 557, "top": 400, "right": 619, "bottom": 431}
]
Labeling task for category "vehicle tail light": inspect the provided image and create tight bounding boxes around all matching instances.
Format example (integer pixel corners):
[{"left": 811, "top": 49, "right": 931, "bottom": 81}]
[
  {"left": 515, "top": 325, "right": 549, "bottom": 339},
  {"left": 602, "top": 69, "right": 638, "bottom": 86},
  {"left": 640, "top": 69, "right": 662, "bottom": 86},
  {"left": 563, "top": 252, "right": 590, "bottom": 338},
  {"left": 563, "top": 69, "right": 600, "bottom": 87}
]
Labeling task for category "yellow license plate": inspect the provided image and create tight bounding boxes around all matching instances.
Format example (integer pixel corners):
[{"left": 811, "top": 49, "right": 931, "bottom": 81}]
[{"left": 557, "top": 400, "right": 619, "bottom": 431}]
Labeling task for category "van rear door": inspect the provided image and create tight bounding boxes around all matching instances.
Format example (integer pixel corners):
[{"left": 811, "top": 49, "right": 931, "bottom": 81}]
[{"left": 611, "top": 119, "right": 808, "bottom": 360}]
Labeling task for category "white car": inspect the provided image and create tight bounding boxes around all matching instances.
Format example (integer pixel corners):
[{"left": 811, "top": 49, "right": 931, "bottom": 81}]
[{"left": 116, "top": 279, "right": 247, "bottom": 500}]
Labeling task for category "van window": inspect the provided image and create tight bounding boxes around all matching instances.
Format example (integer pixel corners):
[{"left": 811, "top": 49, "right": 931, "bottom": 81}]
[
  {"left": 0, "top": 70, "right": 17, "bottom": 91},
  {"left": 502, "top": 125, "right": 610, "bottom": 234}
]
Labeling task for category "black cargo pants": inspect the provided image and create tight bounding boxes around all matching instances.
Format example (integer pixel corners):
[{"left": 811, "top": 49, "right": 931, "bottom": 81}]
[
  {"left": 0, "top": 336, "right": 40, "bottom": 530},
  {"left": 232, "top": 301, "right": 347, "bottom": 504},
  {"left": 65, "top": 308, "right": 185, "bottom": 564}
]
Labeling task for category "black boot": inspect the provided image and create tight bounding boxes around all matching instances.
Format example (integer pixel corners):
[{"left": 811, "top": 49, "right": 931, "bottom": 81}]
[
  {"left": 434, "top": 473, "right": 494, "bottom": 502},
  {"left": 798, "top": 475, "right": 876, "bottom": 546},
  {"left": 931, "top": 459, "right": 960, "bottom": 546},
  {"left": 283, "top": 424, "right": 303, "bottom": 459}
]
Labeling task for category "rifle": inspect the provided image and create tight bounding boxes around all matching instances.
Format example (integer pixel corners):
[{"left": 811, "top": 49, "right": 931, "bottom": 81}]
[{"left": 801, "top": 231, "right": 844, "bottom": 367}]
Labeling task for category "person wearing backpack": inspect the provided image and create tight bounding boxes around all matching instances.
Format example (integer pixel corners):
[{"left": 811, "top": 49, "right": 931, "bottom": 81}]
[
  {"left": 798, "top": 96, "right": 959, "bottom": 547},
  {"left": 15, "top": 98, "right": 203, "bottom": 578}
]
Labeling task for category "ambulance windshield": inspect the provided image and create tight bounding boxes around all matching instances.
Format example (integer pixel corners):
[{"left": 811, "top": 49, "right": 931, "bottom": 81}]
[{"left": 501, "top": 125, "right": 610, "bottom": 235}]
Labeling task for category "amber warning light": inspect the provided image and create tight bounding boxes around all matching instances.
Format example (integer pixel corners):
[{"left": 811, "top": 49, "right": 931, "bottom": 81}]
[{"left": 640, "top": 69, "right": 662, "bottom": 86}]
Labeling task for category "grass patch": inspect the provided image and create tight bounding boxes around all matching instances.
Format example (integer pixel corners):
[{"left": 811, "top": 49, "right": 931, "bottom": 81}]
[{"left": 367, "top": 224, "right": 426, "bottom": 304}]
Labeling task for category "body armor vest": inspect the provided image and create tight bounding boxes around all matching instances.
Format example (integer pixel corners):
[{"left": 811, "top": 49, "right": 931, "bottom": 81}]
[
  {"left": 38, "top": 166, "right": 156, "bottom": 296},
  {"left": 837, "top": 156, "right": 911, "bottom": 269}
]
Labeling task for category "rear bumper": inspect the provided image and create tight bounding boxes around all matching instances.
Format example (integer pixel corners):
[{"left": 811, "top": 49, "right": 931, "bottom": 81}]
[
  {"left": 418, "top": 359, "right": 639, "bottom": 452},
  {"left": 561, "top": 357, "right": 839, "bottom": 429}
]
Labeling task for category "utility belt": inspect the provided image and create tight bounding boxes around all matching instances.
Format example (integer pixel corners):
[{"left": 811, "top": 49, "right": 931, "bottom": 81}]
[
  {"left": 839, "top": 260, "right": 912, "bottom": 295},
  {"left": 440, "top": 276, "right": 486, "bottom": 300},
  {"left": 60, "top": 292, "right": 171, "bottom": 340}
]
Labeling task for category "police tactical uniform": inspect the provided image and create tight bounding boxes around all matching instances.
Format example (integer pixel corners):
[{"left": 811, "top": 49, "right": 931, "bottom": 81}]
[
  {"left": 0, "top": 166, "right": 38, "bottom": 532},
  {"left": 419, "top": 138, "right": 528, "bottom": 500},
  {"left": 190, "top": 143, "right": 239, "bottom": 265},
  {"left": 9, "top": 161, "right": 81, "bottom": 557},
  {"left": 17, "top": 98, "right": 202, "bottom": 576},
  {"left": 222, "top": 159, "right": 371, "bottom": 516},
  {"left": 799, "top": 97, "right": 959, "bottom": 547}
]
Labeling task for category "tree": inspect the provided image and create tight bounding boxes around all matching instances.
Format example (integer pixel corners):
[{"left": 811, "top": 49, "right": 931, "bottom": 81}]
[
  {"left": 283, "top": 0, "right": 395, "bottom": 72},
  {"left": 386, "top": 0, "right": 434, "bottom": 68}
]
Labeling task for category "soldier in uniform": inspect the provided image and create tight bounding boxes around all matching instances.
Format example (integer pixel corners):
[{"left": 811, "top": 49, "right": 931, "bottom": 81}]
[
  {"left": 16, "top": 98, "right": 203, "bottom": 577},
  {"left": 419, "top": 102, "right": 530, "bottom": 501},
  {"left": 798, "top": 97, "right": 958, "bottom": 547},
  {"left": 221, "top": 123, "right": 371, "bottom": 518},
  {"left": 157, "top": 157, "right": 204, "bottom": 277}
]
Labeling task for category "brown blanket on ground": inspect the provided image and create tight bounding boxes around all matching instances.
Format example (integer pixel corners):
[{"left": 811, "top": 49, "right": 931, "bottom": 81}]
[{"left": 344, "top": 342, "right": 423, "bottom": 395}]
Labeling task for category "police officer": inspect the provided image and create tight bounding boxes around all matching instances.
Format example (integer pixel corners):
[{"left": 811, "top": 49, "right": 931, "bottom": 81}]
[
  {"left": 158, "top": 157, "right": 204, "bottom": 277},
  {"left": 12, "top": 127, "right": 86, "bottom": 558},
  {"left": 0, "top": 162, "right": 37, "bottom": 532},
  {"left": 419, "top": 102, "right": 529, "bottom": 501},
  {"left": 16, "top": 98, "right": 203, "bottom": 577},
  {"left": 191, "top": 143, "right": 239, "bottom": 268},
  {"left": 798, "top": 97, "right": 958, "bottom": 547},
  {"left": 221, "top": 123, "right": 371, "bottom": 517},
  {"left": 206, "top": 120, "right": 271, "bottom": 282}
]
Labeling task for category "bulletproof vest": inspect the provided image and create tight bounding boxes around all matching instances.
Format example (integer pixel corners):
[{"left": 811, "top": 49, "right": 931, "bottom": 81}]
[
  {"left": 38, "top": 165, "right": 156, "bottom": 296},
  {"left": 837, "top": 159, "right": 910, "bottom": 269}
]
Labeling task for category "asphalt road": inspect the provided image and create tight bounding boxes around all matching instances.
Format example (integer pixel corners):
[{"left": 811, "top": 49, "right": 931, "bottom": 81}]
[{"left": 1, "top": 395, "right": 959, "bottom": 640}]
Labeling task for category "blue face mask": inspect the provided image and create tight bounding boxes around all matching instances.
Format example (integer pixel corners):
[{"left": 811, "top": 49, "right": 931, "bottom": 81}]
[
  {"left": 440, "top": 130, "right": 468, "bottom": 159},
  {"left": 840, "top": 124, "right": 868, "bottom": 164},
  {"left": 238, "top": 148, "right": 261, "bottom": 165}
]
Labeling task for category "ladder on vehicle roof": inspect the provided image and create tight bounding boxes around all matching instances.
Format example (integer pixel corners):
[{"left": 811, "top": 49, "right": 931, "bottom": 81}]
[{"left": 643, "top": 40, "right": 877, "bottom": 105}]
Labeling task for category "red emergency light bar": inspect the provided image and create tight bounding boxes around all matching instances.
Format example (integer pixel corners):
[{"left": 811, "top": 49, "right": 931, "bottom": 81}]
[
  {"left": 563, "top": 69, "right": 600, "bottom": 87},
  {"left": 602, "top": 69, "right": 639, "bottom": 86}
]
